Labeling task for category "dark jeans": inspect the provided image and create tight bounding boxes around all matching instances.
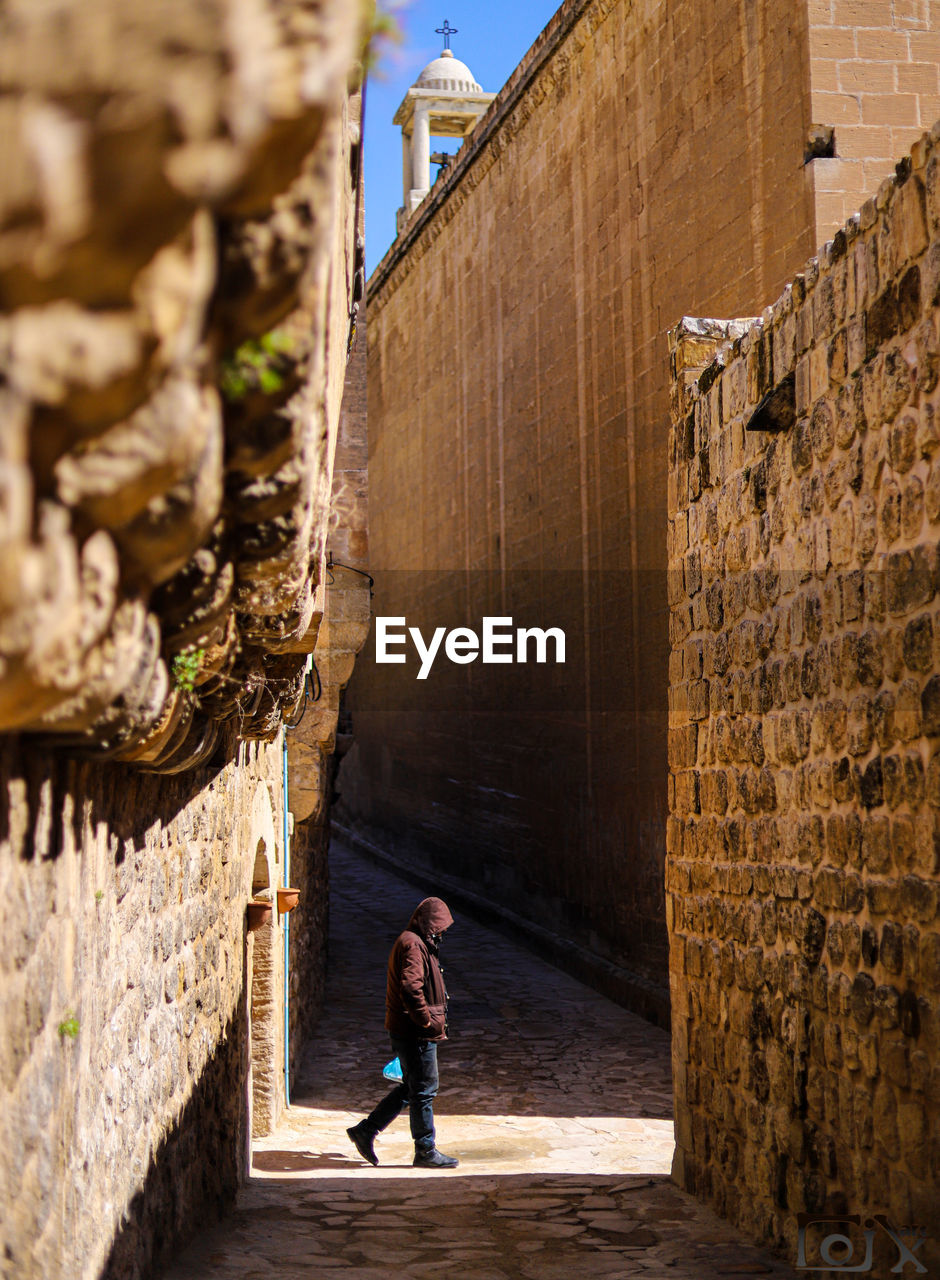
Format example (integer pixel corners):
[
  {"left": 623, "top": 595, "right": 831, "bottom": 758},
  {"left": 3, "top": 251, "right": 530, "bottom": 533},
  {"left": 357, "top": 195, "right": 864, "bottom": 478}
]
[{"left": 363, "top": 1035, "right": 439, "bottom": 1153}]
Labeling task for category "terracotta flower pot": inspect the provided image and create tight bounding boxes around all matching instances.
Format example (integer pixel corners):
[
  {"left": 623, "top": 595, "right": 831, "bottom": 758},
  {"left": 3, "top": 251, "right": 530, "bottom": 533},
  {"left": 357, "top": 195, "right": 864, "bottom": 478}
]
[
  {"left": 246, "top": 900, "right": 273, "bottom": 931},
  {"left": 277, "top": 887, "right": 300, "bottom": 914}
]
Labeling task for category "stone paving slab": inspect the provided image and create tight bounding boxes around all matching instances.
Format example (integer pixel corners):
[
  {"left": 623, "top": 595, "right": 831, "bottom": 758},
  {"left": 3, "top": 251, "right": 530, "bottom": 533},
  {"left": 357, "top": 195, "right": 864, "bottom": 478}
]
[{"left": 161, "top": 839, "right": 800, "bottom": 1280}]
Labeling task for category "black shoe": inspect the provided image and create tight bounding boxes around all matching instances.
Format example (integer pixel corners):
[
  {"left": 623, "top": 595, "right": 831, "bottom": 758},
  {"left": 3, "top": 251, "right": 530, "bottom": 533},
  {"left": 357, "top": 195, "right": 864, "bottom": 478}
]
[
  {"left": 347, "top": 1124, "right": 378, "bottom": 1166},
  {"left": 413, "top": 1147, "right": 459, "bottom": 1169}
]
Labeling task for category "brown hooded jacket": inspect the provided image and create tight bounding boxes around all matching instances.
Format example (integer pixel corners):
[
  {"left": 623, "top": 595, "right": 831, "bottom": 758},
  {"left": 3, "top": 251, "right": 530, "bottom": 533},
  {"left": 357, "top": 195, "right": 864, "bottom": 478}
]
[{"left": 385, "top": 897, "right": 454, "bottom": 1042}]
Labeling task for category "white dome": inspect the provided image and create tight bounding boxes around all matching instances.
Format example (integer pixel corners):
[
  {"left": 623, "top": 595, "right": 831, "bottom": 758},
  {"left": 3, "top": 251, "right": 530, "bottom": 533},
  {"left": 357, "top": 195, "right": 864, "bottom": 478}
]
[{"left": 413, "top": 49, "right": 482, "bottom": 93}]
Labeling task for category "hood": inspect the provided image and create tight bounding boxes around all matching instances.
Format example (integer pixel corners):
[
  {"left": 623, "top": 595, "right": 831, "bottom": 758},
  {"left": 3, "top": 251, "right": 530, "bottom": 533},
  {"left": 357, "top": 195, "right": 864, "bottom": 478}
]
[{"left": 408, "top": 896, "right": 454, "bottom": 941}]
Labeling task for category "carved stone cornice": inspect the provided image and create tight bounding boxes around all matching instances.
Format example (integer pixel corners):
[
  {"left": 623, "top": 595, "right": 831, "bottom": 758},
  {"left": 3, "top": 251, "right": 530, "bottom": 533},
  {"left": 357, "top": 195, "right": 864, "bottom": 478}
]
[{"left": 0, "top": 0, "right": 369, "bottom": 770}]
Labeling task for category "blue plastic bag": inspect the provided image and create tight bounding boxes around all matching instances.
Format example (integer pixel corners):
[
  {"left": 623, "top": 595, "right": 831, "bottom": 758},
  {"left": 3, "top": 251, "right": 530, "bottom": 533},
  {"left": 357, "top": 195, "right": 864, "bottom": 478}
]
[{"left": 383, "top": 1056, "right": 403, "bottom": 1082}]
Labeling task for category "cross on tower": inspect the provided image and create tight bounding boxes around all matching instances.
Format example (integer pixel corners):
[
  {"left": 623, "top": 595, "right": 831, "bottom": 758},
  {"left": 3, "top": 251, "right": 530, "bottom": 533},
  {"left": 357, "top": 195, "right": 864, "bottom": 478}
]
[{"left": 435, "top": 19, "right": 458, "bottom": 50}]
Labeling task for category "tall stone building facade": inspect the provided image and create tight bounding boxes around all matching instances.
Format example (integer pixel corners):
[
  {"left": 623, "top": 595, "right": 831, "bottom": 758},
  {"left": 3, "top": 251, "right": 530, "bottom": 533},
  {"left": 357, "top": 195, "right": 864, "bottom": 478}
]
[
  {"left": 809, "top": 5, "right": 940, "bottom": 236},
  {"left": 0, "top": 2, "right": 371, "bottom": 1277},
  {"left": 667, "top": 128, "right": 940, "bottom": 1269},
  {"left": 342, "top": 0, "right": 939, "bottom": 1026}
]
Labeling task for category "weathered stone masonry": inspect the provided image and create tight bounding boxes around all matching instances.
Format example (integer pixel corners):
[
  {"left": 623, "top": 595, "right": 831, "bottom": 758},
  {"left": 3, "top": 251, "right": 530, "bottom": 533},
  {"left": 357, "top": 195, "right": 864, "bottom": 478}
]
[
  {"left": 0, "top": 3, "right": 371, "bottom": 1277},
  {"left": 668, "top": 124, "right": 940, "bottom": 1266},
  {"left": 2, "top": 739, "right": 273, "bottom": 1278}
]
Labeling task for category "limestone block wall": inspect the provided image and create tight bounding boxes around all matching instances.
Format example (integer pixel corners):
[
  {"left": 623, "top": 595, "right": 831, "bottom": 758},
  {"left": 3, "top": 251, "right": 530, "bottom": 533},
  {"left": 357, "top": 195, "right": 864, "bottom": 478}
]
[
  {"left": 667, "top": 123, "right": 940, "bottom": 1266},
  {"left": 282, "top": 281, "right": 371, "bottom": 1075},
  {"left": 810, "top": 0, "right": 940, "bottom": 237},
  {"left": 345, "top": 0, "right": 832, "bottom": 1023},
  {"left": 285, "top": 568, "right": 372, "bottom": 1075},
  {"left": 0, "top": 736, "right": 282, "bottom": 1279},
  {"left": 329, "top": 294, "right": 369, "bottom": 572}
]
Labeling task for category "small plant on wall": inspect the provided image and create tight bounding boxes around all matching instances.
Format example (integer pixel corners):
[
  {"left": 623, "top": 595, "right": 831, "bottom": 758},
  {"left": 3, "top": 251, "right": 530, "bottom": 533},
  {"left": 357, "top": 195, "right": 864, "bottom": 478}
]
[
  {"left": 219, "top": 330, "right": 296, "bottom": 403},
  {"left": 58, "top": 1013, "right": 80, "bottom": 1040},
  {"left": 171, "top": 648, "right": 205, "bottom": 692}
]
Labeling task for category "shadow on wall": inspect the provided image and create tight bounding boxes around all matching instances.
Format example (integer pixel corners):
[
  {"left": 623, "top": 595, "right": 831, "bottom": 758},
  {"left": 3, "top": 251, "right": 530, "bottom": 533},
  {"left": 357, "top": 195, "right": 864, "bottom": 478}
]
[
  {"left": 100, "top": 997, "right": 248, "bottom": 1280},
  {"left": 1, "top": 732, "right": 250, "bottom": 1280},
  {"left": 1, "top": 732, "right": 234, "bottom": 868}
]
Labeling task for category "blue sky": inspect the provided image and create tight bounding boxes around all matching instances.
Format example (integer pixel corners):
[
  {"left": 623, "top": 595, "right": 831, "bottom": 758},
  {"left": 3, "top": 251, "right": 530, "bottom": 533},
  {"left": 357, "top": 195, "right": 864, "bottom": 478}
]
[{"left": 365, "top": 0, "right": 562, "bottom": 273}]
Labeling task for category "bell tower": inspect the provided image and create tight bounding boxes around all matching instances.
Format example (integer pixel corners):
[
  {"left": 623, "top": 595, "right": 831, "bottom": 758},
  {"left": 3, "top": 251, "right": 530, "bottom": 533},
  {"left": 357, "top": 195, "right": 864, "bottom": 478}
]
[{"left": 394, "top": 24, "right": 494, "bottom": 233}]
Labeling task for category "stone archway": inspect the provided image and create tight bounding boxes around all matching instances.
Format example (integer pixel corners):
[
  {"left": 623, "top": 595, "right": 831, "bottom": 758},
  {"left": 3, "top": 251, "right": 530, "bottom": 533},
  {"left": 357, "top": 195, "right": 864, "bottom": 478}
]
[{"left": 245, "top": 782, "right": 281, "bottom": 1138}]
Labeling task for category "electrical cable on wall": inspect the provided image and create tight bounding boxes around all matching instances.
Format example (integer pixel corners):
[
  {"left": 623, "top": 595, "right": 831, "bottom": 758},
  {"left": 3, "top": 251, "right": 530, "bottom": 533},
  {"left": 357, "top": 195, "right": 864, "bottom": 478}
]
[{"left": 327, "top": 550, "right": 375, "bottom": 594}]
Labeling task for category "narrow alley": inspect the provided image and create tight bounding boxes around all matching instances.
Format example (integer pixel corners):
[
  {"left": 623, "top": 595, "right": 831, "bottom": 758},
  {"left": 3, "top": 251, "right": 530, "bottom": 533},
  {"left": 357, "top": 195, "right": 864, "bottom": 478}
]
[{"left": 161, "top": 841, "right": 799, "bottom": 1280}]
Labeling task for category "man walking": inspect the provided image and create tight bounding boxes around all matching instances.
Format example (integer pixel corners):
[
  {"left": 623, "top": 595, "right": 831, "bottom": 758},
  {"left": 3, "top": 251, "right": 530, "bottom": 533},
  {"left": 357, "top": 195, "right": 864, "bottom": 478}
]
[{"left": 347, "top": 896, "right": 460, "bottom": 1169}]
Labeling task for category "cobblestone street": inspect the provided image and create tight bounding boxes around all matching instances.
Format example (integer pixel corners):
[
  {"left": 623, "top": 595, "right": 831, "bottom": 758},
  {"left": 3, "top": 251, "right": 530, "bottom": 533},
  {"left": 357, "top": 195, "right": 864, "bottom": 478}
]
[{"left": 161, "top": 839, "right": 799, "bottom": 1280}]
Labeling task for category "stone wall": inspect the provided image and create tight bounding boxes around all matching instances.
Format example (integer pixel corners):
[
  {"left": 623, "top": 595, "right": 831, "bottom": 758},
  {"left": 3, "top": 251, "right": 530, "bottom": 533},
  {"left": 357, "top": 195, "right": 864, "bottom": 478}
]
[
  {"left": 809, "top": 1, "right": 940, "bottom": 238},
  {"left": 0, "top": 1, "right": 371, "bottom": 1275},
  {"left": 282, "top": 200, "right": 370, "bottom": 1100},
  {"left": 344, "top": 0, "right": 934, "bottom": 1023},
  {"left": 284, "top": 258, "right": 371, "bottom": 1075},
  {"left": 0, "top": 734, "right": 284, "bottom": 1278},
  {"left": 274, "top": 135, "right": 369, "bottom": 1085},
  {"left": 285, "top": 561, "right": 372, "bottom": 1079},
  {"left": 329, "top": 286, "right": 369, "bottom": 574},
  {"left": 667, "top": 123, "right": 940, "bottom": 1267}
]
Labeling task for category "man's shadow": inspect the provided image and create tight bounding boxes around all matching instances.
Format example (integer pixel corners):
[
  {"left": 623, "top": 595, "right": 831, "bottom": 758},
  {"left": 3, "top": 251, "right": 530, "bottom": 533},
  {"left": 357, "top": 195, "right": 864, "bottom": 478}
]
[{"left": 252, "top": 1150, "right": 413, "bottom": 1173}]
